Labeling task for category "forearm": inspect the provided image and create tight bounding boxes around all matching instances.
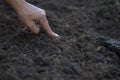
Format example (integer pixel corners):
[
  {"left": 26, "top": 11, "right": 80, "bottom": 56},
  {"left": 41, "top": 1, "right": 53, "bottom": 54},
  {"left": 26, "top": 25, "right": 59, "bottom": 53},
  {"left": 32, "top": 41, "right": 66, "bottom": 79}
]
[{"left": 6, "top": 0, "right": 26, "bottom": 11}]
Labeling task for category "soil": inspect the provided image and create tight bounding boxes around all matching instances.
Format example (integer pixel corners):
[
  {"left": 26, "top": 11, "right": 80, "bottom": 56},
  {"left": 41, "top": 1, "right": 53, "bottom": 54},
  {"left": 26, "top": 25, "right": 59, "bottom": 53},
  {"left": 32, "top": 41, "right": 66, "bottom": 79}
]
[{"left": 0, "top": 0, "right": 120, "bottom": 80}]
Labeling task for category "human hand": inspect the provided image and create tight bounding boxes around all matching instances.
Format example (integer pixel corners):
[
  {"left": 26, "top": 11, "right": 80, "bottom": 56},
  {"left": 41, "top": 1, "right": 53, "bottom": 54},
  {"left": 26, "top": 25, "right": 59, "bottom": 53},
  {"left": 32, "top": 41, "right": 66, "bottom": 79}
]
[{"left": 16, "top": 2, "right": 60, "bottom": 38}]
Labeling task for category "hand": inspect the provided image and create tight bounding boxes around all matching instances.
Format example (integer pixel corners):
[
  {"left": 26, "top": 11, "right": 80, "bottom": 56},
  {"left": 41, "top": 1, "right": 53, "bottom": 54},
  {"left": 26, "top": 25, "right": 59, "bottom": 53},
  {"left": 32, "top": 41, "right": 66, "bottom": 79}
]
[{"left": 16, "top": 2, "right": 60, "bottom": 38}]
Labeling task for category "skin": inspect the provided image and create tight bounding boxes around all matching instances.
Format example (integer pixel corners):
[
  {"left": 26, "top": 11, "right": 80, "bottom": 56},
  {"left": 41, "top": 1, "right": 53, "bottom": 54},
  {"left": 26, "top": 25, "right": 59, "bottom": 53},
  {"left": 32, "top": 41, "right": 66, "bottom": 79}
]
[{"left": 6, "top": 0, "right": 60, "bottom": 38}]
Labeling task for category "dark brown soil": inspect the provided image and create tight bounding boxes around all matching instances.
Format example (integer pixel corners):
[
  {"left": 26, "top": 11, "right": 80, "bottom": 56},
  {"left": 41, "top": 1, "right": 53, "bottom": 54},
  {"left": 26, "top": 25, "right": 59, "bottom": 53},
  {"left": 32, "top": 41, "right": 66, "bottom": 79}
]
[{"left": 0, "top": 0, "right": 120, "bottom": 80}]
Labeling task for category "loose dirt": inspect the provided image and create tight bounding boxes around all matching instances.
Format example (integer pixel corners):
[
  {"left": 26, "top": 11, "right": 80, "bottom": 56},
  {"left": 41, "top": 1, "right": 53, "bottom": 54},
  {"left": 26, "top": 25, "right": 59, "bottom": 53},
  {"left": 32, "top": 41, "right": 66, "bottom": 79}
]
[{"left": 0, "top": 0, "right": 120, "bottom": 80}]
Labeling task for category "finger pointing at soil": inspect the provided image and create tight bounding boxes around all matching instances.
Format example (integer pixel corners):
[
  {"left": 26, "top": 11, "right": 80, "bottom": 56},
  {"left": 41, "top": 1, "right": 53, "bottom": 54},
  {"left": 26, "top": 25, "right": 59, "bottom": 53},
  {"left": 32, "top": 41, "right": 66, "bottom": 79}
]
[{"left": 40, "top": 15, "right": 60, "bottom": 38}]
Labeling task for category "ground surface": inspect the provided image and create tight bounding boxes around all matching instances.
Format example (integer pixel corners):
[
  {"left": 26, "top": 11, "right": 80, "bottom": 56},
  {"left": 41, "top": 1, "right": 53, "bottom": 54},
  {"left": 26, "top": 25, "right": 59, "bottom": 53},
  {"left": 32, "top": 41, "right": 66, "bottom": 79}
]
[{"left": 0, "top": 0, "right": 120, "bottom": 80}]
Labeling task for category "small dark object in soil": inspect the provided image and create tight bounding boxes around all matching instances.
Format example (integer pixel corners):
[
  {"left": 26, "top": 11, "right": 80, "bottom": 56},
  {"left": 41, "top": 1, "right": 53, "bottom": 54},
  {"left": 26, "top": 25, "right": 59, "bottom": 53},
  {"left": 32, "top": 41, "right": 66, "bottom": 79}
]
[{"left": 97, "top": 36, "right": 120, "bottom": 57}]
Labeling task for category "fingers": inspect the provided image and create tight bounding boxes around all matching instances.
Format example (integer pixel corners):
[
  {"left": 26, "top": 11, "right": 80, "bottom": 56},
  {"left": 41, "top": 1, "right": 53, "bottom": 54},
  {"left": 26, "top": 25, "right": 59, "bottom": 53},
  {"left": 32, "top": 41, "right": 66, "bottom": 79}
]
[
  {"left": 40, "top": 14, "right": 60, "bottom": 38},
  {"left": 40, "top": 15, "right": 53, "bottom": 34},
  {"left": 26, "top": 20, "right": 40, "bottom": 34}
]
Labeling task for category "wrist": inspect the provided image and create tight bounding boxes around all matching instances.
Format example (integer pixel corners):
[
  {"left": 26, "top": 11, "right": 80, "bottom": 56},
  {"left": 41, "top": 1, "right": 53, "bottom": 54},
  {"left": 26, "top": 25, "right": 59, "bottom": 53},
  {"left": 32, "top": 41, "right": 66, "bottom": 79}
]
[{"left": 6, "top": 0, "right": 26, "bottom": 11}]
